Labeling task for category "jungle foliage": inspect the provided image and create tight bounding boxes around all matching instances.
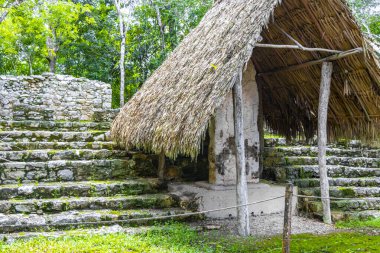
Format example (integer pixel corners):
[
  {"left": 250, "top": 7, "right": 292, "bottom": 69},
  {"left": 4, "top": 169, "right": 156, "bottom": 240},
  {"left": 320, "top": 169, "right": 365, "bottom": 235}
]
[
  {"left": 0, "top": 0, "right": 378, "bottom": 107},
  {"left": 0, "top": 0, "right": 212, "bottom": 107}
]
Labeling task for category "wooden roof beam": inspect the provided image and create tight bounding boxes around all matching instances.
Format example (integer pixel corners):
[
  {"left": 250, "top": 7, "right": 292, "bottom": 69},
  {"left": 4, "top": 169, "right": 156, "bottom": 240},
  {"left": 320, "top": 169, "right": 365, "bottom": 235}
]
[
  {"left": 258, "top": 47, "right": 363, "bottom": 77},
  {"left": 255, "top": 43, "right": 343, "bottom": 54},
  {"left": 353, "top": 90, "right": 372, "bottom": 122},
  {"left": 257, "top": 24, "right": 343, "bottom": 54}
]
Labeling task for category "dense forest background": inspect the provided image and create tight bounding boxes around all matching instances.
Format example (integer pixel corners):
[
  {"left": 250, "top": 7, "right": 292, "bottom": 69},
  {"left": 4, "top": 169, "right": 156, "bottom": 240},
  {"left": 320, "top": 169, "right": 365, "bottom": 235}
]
[{"left": 0, "top": 0, "right": 379, "bottom": 107}]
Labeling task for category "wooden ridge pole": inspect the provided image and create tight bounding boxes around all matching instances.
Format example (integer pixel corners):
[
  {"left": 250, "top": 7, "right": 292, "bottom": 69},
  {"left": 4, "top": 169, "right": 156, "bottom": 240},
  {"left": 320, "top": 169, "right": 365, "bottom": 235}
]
[
  {"left": 318, "top": 62, "right": 333, "bottom": 224},
  {"left": 255, "top": 43, "right": 342, "bottom": 54},
  {"left": 258, "top": 48, "right": 363, "bottom": 77},
  {"left": 233, "top": 69, "right": 250, "bottom": 237}
]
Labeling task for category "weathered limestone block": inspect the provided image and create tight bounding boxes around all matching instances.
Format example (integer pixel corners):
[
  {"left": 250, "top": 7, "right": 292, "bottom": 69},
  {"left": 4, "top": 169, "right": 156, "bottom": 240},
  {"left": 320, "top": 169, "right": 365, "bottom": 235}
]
[
  {"left": 12, "top": 105, "right": 54, "bottom": 121},
  {"left": 57, "top": 169, "right": 74, "bottom": 181},
  {"left": 92, "top": 109, "right": 120, "bottom": 122}
]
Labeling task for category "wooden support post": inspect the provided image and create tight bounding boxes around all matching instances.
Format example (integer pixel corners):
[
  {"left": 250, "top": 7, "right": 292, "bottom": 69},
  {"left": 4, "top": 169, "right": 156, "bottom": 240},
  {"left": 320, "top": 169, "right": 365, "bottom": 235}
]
[
  {"left": 258, "top": 82, "right": 264, "bottom": 176},
  {"left": 233, "top": 69, "right": 250, "bottom": 237},
  {"left": 282, "top": 183, "right": 293, "bottom": 253},
  {"left": 158, "top": 151, "right": 165, "bottom": 180},
  {"left": 318, "top": 62, "right": 333, "bottom": 224}
]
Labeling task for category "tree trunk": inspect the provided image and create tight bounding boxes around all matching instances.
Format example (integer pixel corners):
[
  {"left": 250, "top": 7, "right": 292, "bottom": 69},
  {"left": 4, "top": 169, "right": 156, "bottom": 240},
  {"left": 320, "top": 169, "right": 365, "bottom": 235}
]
[
  {"left": 153, "top": 3, "right": 165, "bottom": 51},
  {"left": 46, "top": 31, "right": 59, "bottom": 74},
  {"left": 0, "top": 0, "right": 25, "bottom": 23},
  {"left": 318, "top": 62, "right": 333, "bottom": 224},
  {"left": 28, "top": 56, "right": 33, "bottom": 75},
  {"left": 114, "top": 0, "right": 126, "bottom": 107},
  {"left": 119, "top": 18, "right": 126, "bottom": 107},
  {"left": 48, "top": 56, "right": 56, "bottom": 73},
  {"left": 233, "top": 69, "right": 250, "bottom": 237},
  {"left": 0, "top": 11, "right": 8, "bottom": 23}
]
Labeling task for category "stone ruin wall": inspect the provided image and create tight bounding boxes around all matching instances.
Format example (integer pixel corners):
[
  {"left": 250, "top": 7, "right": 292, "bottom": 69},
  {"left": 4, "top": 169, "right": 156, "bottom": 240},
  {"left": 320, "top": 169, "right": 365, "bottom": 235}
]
[{"left": 0, "top": 73, "right": 112, "bottom": 121}]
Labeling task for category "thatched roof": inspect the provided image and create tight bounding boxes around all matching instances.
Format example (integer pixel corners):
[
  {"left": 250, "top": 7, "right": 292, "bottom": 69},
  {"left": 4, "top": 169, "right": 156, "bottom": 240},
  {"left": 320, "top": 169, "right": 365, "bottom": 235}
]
[{"left": 112, "top": 0, "right": 380, "bottom": 159}]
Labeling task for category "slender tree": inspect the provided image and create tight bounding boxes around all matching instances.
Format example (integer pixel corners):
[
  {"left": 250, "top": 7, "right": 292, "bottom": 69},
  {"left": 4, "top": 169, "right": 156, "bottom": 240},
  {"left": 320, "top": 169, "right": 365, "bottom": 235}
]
[
  {"left": 0, "top": 0, "right": 212, "bottom": 106},
  {"left": 0, "top": 0, "right": 24, "bottom": 23},
  {"left": 114, "top": 0, "right": 140, "bottom": 107},
  {"left": 46, "top": 29, "right": 59, "bottom": 73},
  {"left": 41, "top": 0, "right": 85, "bottom": 73},
  {"left": 149, "top": 0, "right": 165, "bottom": 51},
  {"left": 114, "top": 0, "right": 127, "bottom": 107}
]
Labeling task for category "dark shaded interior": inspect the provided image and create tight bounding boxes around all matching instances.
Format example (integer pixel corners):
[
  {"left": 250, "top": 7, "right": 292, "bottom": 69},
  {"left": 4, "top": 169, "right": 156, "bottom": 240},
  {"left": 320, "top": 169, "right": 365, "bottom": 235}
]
[{"left": 251, "top": 0, "right": 380, "bottom": 142}]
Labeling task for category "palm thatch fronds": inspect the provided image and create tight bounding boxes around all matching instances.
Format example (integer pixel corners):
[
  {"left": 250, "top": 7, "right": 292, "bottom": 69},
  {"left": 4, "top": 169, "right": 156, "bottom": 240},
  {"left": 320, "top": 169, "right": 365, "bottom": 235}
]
[{"left": 112, "top": 0, "right": 380, "bottom": 159}]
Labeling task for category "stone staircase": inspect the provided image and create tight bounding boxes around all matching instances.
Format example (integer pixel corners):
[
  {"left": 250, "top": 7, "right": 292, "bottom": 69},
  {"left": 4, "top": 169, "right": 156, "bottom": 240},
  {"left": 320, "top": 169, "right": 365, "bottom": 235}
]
[
  {"left": 264, "top": 138, "right": 380, "bottom": 221},
  {"left": 0, "top": 118, "right": 191, "bottom": 238}
]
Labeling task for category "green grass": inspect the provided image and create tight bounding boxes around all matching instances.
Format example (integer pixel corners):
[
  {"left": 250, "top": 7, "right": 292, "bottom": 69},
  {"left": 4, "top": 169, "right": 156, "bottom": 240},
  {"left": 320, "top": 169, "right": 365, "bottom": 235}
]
[
  {"left": 225, "top": 232, "right": 380, "bottom": 253},
  {"left": 336, "top": 217, "right": 380, "bottom": 229},
  {"left": 0, "top": 224, "right": 213, "bottom": 253},
  {"left": 264, "top": 133, "right": 284, "bottom": 139},
  {"left": 1, "top": 224, "right": 380, "bottom": 253}
]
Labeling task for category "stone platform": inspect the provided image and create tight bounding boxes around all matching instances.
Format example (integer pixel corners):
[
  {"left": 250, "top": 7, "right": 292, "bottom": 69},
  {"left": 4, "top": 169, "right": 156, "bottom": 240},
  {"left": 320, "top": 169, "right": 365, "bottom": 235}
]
[{"left": 169, "top": 182, "right": 297, "bottom": 218}]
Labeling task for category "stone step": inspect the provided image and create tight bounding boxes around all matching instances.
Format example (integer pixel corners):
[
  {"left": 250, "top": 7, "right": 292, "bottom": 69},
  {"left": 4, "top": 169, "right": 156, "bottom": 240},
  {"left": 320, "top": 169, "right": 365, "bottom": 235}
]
[
  {"left": 0, "top": 131, "right": 110, "bottom": 142},
  {"left": 265, "top": 147, "right": 380, "bottom": 158},
  {"left": 0, "top": 208, "right": 194, "bottom": 233},
  {"left": 0, "top": 194, "right": 177, "bottom": 214},
  {"left": 0, "top": 159, "right": 154, "bottom": 184},
  {"left": 0, "top": 179, "right": 162, "bottom": 200},
  {"left": 264, "top": 138, "right": 306, "bottom": 147},
  {"left": 264, "top": 137, "right": 378, "bottom": 149},
  {"left": 302, "top": 198, "right": 380, "bottom": 212},
  {"left": 295, "top": 178, "right": 380, "bottom": 188},
  {"left": 0, "top": 120, "right": 111, "bottom": 132},
  {"left": 299, "top": 186, "right": 380, "bottom": 198},
  {"left": 0, "top": 149, "right": 128, "bottom": 162},
  {"left": 304, "top": 210, "right": 380, "bottom": 222},
  {"left": 332, "top": 210, "right": 380, "bottom": 221},
  {"left": 268, "top": 165, "right": 380, "bottom": 182},
  {"left": 0, "top": 225, "right": 151, "bottom": 243},
  {"left": 273, "top": 156, "right": 380, "bottom": 168},
  {"left": 0, "top": 141, "right": 117, "bottom": 151}
]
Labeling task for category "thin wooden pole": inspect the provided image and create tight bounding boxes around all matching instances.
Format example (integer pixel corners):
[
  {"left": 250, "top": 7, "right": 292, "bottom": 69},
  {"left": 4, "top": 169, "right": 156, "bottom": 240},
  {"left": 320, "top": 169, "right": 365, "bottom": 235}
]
[
  {"left": 255, "top": 43, "right": 342, "bottom": 54},
  {"left": 232, "top": 69, "right": 250, "bottom": 237},
  {"left": 258, "top": 48, "right": 362, "bottom": 77},
  {"left": 258, "top": 82, "right": 264, "bottom": 176},
  {"left": 282, "top": 183, "right": 293, "bottom": 253},
  {"left": 272, "top": 24, "right": 342, "bottom": 55},
  {"left": 158, "top": 151, "right": 165, "bottom": 180},
  {"left": 318, "top": 62, "right": 333, "bottom": 224}
]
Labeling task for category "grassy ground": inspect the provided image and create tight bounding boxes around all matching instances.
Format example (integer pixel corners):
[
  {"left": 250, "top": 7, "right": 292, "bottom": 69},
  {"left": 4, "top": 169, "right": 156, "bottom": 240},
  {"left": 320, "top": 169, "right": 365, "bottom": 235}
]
[
  {"left": 336, "top": 217, "right": 380, "bottom": 229},
  {"left": 0, "top": 223, "right": 379, "bottom": 253}
]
